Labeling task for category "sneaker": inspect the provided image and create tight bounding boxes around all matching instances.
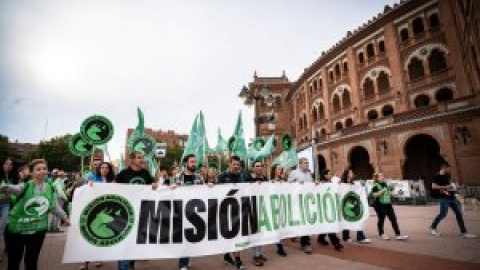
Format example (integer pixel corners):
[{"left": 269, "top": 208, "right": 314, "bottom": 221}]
[
  {"left": 252, "top": 256, "right": 263, "bottom": 267},
  {"left": 358, "top": 238, "right": 372, "bottom": 244},
  {"left": 462, "top": 233, "right": 478, "bottom": 239},
  {"left": 224, "top": 255, "right": 235, "bottom": 266},
  {"left": 180, "top": 268, "right": 188, "bottom": 270},
  {"left": 236, "top": 260, "right": 246, "bottom": 270},
  {"left": 395, "top": 235, "right": 409, "bottom": 241},
  {"left": 381, "top": 234, "right": 390, "bottom": 240},
  {"left": 79, "top": 263, "right": 88, "bottom": 270},
  {"left": 94, "top": 262, "right": 103, "bottom": 268},
  {"left": 276, "top": 248, "right": 287, "bottom": 257},
  {"left": 334, "top": 243, "right": 344, "bottom": 251},
  {"left": 344, "top": 239, "right": 353, "bottom": 243},
  {"left": 428, "top": 228, "right": 441, "bottom": 236},
  {"left": 303, "top": 245, "right": 312, "bottom": 254},
  {"left": 258, "top": 255, "right": 267, "bottom": 262}
]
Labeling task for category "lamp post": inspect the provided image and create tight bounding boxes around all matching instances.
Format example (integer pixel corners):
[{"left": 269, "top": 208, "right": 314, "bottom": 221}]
[{"left": 238, "top": 85, "right": 274, "bottom": 137}]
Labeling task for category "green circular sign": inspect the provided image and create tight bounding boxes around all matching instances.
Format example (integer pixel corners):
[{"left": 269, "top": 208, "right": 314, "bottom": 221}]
[
  {"left": 281, "top": 134, "right": 293, "bottom": 151},
  {"left": 127, "top": 134, "right": 156, "bottom": 159},
  {"left": 80, "top": 194, "right": 134, "bottom": 247},
  {"left": 342, "top": 191, "right": 364, "bottom": 222},
  {"left": 253, "top": 137, "right": 266, "bottom": 151},
  {"left": 80, "top": 115, "right": 114, "bottom": 145},
  {"left": 69, "top": 133, "right": 94, "bottom": 157}
]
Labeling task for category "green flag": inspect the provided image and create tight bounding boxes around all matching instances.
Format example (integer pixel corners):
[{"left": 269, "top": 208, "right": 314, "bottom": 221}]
[
  {"left": 148, "top": 158, "right": 158, "bottom": 177},
  {"left": 254, "top": 134, "right": 275, "bottom": 161},
  {"left": 135, "top": 107, "right": 145, "bottom": 136},
  {"left": 119, "top": 153, "right": 125, "bottom": 171},
  {"left": 247, "top": 143, "right": 258, "bottom": 161},
  {"left": 271, "top": 146, "right": 298, "bottom": 170},
  {"left": 180, "top": 114, "right": 199, "bottom": 165},
  {"left": 195, "top": 111, "right": 207, "bottom": 168},
  {"left": 231, "top": 111, "right": 247, "bottom": 159},
  {"left": 215, "top": 128, "right": 228, "bottom": 154}
]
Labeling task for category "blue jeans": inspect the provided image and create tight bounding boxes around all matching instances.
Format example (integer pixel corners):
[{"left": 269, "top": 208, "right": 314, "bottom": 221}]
[
  {"left": 118, "top": 260, "right": 130, "bottom": 270},
  {"left": 251, "top": 246, "right": 262, "bottom": 257},
  {"left": 342, "top": 230, "right": 366, "bottom": 241},
  {"left": 431, "top": 198, "right": 467, "bottom": 233},
  {"left": 0, "top": 203, "right": 9, "bottom": 241},
  {"left": 179, "top": 257, "right": 190, "bottom": 269}
]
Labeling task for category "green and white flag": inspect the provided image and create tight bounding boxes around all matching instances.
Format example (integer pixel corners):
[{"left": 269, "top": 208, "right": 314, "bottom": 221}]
[
  {"left": 134, "top": 107, "right": 145, "bottom": 136},
  {"left": 272, "top": 147, "right": 299, "bottom": 169},
  {"left": 180, "top": 114, "right": 199, "bottom": 165},
  {"left": 254, "top": 134, "right": 275, "bottom": 161},
  {"left": 215, "top": 128, "right": 228, "bottom": 154},
  {"left": 195, "top": 111, "right": 207, "bottom": 168},
  {"left": 231, "top": 111, "right": 247, "bottom": 159}
]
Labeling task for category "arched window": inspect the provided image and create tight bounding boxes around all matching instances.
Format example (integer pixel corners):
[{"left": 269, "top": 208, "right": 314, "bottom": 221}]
[
  {"left": 299, "top": 117, "right": 303, "bottom": 130},
  {"left": 345, "top": 118, "right": 354, "bottom": 127},
  {"left": 435, "top": 88, "right": 454, "bottom": 102},
  {"left": 381, "top": 104, "right": 394, "bottom": 117},
  {"left": 367, "top": 110, "right": 379, "bottom": 120},
  {"left": 358, "top": 52, "right": 365, "bottom": 64},
  {"left": 367, "top": 43, "right": 375, "bottom": 59},
  {"left": 313, "top": 80, "right": 318, "bottom": 91},
  {"left": 428, "top": 49, "right": 447, "bottom": 74},
  {"left": 377, "top": 71, "right": 390, "bottom": 94},
  {"left": 320, "top": 128, "right": 327, "bottom": 138},
  {"left": 318, "top": 103, "right": 325, "bottom": 119},
  {"left": 335, "top": 64, "right": 341, "bottom": 78},
  {"left": 414, "top": 94, "right": 430, "bottom": 108},
  {"left": 303, "top": 115, "right": 307, "bottom": 129},
  {"left": 333, "top": 94, "right": 341, "bottom": 113},
  {"left": 379, "top": 40, "right": 386, "bottom": 54},
  {"left": 335, "top": 122, "right": 343, "bottom": 131},
  {"left": 342, "top": 90, "right": 352, "bottom": 108},
  {"left": 412, "top": 17, "right": 425, "bottom": 36},
  {"left": 275, "top": 96, "right": 282, "bottom": 107},
  {"left": 400, "top": 28, "right": 409, "bottom": 42},
  {"left": 363, "top": 78, "right": 375, "bottom": 99},
  {"left": 408, "top": 57, "right": 425, "bottom": 81},
  {"left": 315, "top": 131, "right": 320, "bottom": 140},
  {"left": 329, "top": 71, "right": 334, "bottom": 82},
  {"left": 343, "top": 62, "right": 348, "bottom": 72},
  {"left": 312, "top": 107, "right": 318, "bottom": 122},
  {"left": 429, "top": 13, "right": 440, "bottom": 28}
]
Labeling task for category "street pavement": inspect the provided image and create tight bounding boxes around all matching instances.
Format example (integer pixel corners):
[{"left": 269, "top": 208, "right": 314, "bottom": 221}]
[{"left": 1, "top": 204, "right": 479, "bottom": 270}]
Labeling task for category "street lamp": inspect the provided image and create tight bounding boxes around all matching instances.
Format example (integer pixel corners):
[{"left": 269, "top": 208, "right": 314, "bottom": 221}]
[{"left": 238, "top": 85, "right": 272, "bottom": 137}]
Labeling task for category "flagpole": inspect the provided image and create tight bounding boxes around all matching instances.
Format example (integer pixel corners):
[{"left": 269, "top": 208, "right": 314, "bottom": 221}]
[{"left": 80, "top": 157, "right": 84, "bottom": 175}]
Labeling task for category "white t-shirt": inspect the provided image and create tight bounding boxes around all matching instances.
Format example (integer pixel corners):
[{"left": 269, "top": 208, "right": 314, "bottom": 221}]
[{"left": 287, "top": 169, "right": 313, "bottom": 183}]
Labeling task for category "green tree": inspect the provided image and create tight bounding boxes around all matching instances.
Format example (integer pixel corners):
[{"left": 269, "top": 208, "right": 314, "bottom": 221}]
[
  {"left": 27, "top": 134, "right": 81, "bottom": 172},
  {"left": 158, "top": 145, "right": 184, "bottom": 171},
  {"left": 0, "top": 134, "right": 14, "bottom": 163}
]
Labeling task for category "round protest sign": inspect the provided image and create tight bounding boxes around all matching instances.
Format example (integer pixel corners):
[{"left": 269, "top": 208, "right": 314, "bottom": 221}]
[
  {"left": 127, "top": 134, "right": 156, "bottom": 159},
  {"left": 69, "top": 133, "right": 94, "bottom": 157},
  {"left": 80, "top": 115, "right": 114, "bottom": 145}
]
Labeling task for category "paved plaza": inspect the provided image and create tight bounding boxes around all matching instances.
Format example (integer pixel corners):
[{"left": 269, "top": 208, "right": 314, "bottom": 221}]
[{"left": 2, "top": 204, "right": 479, "bottom": 270}]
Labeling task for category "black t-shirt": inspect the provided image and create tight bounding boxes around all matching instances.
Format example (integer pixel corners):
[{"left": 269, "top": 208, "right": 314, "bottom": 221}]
[
  {"left": 432, "top": 173, "right": 454, "bottom": 199},
  {"left": 245, "top": 174, "right": 268, "bottom": 183},
  {"left": 217, "top": 170, "right": 244, "bottom": 184},
  {"left": 183, "top": 174, "right": 196, "bottom": 186},
  {"left": 115, "top": 168, "right": 154, "bottom": 185}
]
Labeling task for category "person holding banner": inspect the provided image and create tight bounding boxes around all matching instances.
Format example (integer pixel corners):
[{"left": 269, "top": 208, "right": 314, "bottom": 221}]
[
  {"left": 341, "top": 169, "right": 372, "bottom": 244},
  {"left": 371, "top": 172, "right": 409, "bottom": 241},
  {"left": 287, "top": 158, "right": 314, "bottom": 254},
  {"left": 429, "top": 164, "right": 477, "bottom": 239},
  {"left": 115, "top": 151, "right": 158, "bottom": 270},
  {"left": 245, "top": 160, "right": 269, "bottom": 266},
  {"left": 1, "top": 159, "right": 69, "bottom": 270},
  {"left": 174, "top": 154, "right": 204, "bottom": 270},
  {"left": 217, "top": 155, "right": 246, "bottom": 270},
  {"left": 317, "top": 169, "right": 344, "bottom": 251},
  {"left": 270, "top": 164, "right": 287, "bottom": 256}
]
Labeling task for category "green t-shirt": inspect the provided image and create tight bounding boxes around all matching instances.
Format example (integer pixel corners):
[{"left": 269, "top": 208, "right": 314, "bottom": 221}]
[{"left": 372, "top": 182, "right": 391, "bottom": 204}]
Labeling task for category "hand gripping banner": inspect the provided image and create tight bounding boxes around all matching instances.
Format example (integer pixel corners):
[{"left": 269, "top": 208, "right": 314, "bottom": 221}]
[{"left": 63, "top": 183, "right": 369, "bottom": 262}]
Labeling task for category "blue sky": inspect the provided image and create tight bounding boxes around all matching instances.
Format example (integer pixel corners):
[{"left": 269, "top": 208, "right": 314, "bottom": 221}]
[{"left": 0, "top": 0, "right": 397, "bottom": 160}]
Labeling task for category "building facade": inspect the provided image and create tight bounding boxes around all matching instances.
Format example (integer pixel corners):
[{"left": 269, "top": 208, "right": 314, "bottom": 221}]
[{"left": 247, "top": 0, "right": 480, "bottom": 188}]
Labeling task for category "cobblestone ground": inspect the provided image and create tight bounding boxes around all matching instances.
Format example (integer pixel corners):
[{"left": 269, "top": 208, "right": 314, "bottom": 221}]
[{"left": 1, "top": 204, "right": 479, "bottom": 270}]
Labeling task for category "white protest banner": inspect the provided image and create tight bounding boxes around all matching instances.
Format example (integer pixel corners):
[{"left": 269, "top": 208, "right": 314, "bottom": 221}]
[{"left": 63, "top": 183, "right": 368, "bottom": 263}]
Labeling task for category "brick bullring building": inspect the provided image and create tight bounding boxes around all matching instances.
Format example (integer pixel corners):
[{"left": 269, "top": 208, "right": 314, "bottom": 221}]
[{"left": 246, "top": 0, "right": 480, "bottom": 188}]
